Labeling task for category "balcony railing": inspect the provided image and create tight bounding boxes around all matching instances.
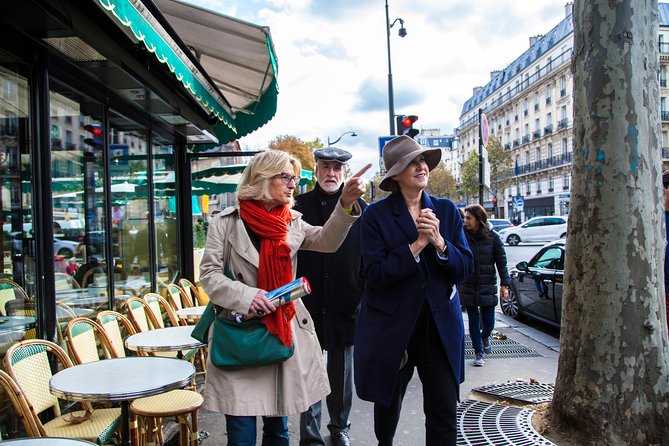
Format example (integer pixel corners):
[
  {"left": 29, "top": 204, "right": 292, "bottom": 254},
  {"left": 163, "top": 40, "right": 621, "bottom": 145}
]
[
  {"left": 662, "top": 78, "right": 667, "bottom": 87},
  {"left": 557, "top": 118, "right": 569, "bottom": 129},
  {"left": 662, "top": 146, "right": 669, "bottom": 159},
  {"left": 513, "top": 139, "right": 521, "bottom": 147},
  {"left": 662, "top": 111, "right": 669, "bottom": 121},
  {"left": 560, "top": 88, "right": 567, "bottom": 97},
  {"left": 514, "top": 152, "right": 573, "bottom": 176},
  {"left": 522, "top": 135, "right": 530, "bottom": 144},
  {"left": 504, "top": 143, "right": 511, "bottom": 151},
  {"left": 544, "top": 124, "right": 553, "bottom": 135},
  {"left": 534, "top": 103, "right": 539, "bottom": 111},
  {"left": 546, "top": 97, "right": 552, "bottom": 105},
  {"left": 532, "top": 130, "right": 541, "bottom": 140}
]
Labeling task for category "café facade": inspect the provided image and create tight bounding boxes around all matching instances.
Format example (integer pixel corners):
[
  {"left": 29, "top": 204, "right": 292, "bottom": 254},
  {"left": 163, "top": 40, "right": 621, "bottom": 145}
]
[{"left": 0, "top": 0, "right": 278, "bottom": 433}]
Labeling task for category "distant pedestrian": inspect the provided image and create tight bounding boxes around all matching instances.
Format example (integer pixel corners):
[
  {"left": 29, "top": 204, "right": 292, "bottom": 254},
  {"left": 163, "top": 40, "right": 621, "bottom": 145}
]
[
  {"left": 295, "top": 147, "right": 367, "bottom": 446},
  {"left": 354, "top": 136, "right": 473, "bottom": 446},
  {"left": 459, "top": 204, "right": 510, "bottom": 366}
]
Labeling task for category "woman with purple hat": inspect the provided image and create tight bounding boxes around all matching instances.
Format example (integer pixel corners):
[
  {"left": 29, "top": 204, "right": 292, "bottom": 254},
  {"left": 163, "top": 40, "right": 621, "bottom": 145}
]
[{"left": 354, "top": 136, "right": 473, "bottom": 446}]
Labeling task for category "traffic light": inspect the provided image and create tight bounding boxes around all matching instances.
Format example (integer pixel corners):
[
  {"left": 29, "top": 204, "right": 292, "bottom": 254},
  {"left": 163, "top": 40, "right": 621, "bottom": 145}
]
[
  {"left": 83, "top": 124, "right": 103, "bottom": 148},
  {"left": 492, "top": 196, "right": 498, "bottom": 206},
  {"left": 396, "top": 115, "right": 419, "bottom": 138}
]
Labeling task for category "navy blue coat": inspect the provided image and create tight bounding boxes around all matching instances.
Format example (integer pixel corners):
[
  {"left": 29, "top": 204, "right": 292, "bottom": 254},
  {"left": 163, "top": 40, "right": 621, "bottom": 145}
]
[{"left": 354, "top": 191, "right": 473, "bottom": 405}]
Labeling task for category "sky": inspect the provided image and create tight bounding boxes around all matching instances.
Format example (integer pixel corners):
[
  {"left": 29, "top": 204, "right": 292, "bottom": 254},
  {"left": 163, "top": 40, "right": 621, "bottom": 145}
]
[{"left": 187, "top": 0, "right": 572, "bottom": 178}]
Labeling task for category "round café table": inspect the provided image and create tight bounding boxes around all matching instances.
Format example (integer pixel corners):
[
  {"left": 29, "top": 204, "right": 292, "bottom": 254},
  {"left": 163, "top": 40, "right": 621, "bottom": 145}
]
[
  {"left": 50, "top": 356, "right": 195, "bottom": 446},
  {"left": 1, "top": 438, "right": 96, "bottom": 446},
  {"left": 175, "top": 305, "right": 206, "bottom": 321},
  {"left": 125, "top": 326, "right": 205, "bottom": 359}
]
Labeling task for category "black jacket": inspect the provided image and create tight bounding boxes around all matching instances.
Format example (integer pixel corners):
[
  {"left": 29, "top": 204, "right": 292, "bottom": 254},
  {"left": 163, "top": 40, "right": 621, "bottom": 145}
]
[
  {"left": 459, "top": 229, "right": 510, "bottom": 307},
  {"left": 294, "top": 184, "right": 367, "bottom": 350}
]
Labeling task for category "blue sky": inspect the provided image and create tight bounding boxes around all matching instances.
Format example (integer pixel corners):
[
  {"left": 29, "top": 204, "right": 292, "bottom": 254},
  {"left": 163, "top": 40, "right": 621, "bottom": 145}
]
[{"left": 186, "top": 0, "right": 569, "bottom": 177}]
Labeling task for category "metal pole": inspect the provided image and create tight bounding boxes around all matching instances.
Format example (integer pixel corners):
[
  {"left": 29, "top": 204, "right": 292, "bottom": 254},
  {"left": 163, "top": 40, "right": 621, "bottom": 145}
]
[
  {"left": 386, "top": 0, "right": 396, "bottom": 135},
  {"left": 478, "top": 108, "right": 484, "bottom": 204}
]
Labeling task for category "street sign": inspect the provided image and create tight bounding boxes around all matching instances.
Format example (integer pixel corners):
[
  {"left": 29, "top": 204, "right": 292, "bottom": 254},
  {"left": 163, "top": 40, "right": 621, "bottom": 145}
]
[
  {"left": 480, "top": 112, "right": 489, "bottom": 147},
  {"left": 378, "top": 136, "right": 395, "bottom": 176},
  {"left": 515, "top": 197, "right": 524, "bottom": 211},
  {"left": 378, "top": 136, "right": 394, "bottom": 158}
]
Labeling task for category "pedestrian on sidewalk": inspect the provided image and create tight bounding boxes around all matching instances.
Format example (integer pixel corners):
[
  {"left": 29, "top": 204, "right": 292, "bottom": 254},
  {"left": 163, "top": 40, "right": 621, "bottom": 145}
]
[
  {"left": 294, "top": 147, "right": 367, "bottom": 446},
  {"left": 459, "top": 204, "right": 510, "bottom": 367},
  {"left": 199, "top": 150, "right": 369, "bottom": 446},
  {"left": 354, "top": 136, "right": 473, "bottom": 446}
]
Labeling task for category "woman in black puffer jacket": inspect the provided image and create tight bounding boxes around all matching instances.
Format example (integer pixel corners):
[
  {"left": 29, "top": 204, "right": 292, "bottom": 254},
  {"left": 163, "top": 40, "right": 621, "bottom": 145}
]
[{"left": 459, "top": 204, "right": 510, "bottom": 366}]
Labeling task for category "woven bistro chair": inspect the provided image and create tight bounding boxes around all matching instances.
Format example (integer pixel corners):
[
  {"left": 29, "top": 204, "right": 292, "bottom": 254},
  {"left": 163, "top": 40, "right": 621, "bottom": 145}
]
[
  {"left": 0, "top": 279, "right": 30, "bottom": 316},
  {"left": 65, "top": 318, "right": 116, "bottom": 365},
  {"left": 92, "top": 313, "right": 203, "bottom": 446},
  {"left": 3, "top": 339, "right": 121, "bottom": 445},
  {"left": 164, "top": 284, "right": 191, "bottom": 313},
  {"left": 177, "top": 279, "right": 208, "bottom": 306},
  {"left": 0, "top": 368, "right": 42, "bottom": 437},
  {"left": 95, "top": 311, "right": 138, "bottom": 358},
  {"left": 123, "top": 297, "right": 154, "bottom": 333}
]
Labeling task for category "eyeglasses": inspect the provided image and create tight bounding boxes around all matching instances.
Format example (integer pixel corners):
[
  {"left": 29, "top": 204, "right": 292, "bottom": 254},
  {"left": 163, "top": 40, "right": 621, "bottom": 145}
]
[{"left": 275, "top": 173, "right": 299, "bottom": 185}]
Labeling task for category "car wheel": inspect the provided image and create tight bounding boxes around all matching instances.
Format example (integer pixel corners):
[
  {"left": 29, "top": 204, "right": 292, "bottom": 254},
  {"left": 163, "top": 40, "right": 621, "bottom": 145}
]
[
  {"left": 506, "top": 234, "right": 520, "bottom": 246},
  {"left": 57, "top": 248, "right": 74, "bottom": 258},
  {"left": 501, "top": 288, "right": 522, "bottom": 320}
]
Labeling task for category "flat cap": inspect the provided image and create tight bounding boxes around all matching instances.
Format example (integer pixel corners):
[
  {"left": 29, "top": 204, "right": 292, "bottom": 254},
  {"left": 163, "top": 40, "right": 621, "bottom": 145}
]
[{"left": 314, "top": 146, "right": 352, "bottom": 163}]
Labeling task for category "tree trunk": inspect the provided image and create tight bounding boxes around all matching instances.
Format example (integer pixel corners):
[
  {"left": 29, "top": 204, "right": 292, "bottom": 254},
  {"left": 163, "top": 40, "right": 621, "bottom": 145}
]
[{"left": 551, "top": 1, "right": 669, "bottom": 444}]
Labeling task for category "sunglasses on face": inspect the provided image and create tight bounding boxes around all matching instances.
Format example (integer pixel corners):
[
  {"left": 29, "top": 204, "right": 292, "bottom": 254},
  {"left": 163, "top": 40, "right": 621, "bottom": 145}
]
[{"left": 275, "top": 173, "right": 299, "bottom": 185}]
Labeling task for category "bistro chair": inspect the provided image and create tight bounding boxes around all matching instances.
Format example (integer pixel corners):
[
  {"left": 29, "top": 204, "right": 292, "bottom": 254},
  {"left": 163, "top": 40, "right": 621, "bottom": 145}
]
[
  {"left": 0, "top": 368, "right": 42, "bottom": 437},
  {"left": 65, "top": 318, "right": 116, "bottom": 364},
  {"left": 55, "top": 273, "right": 80, "bottom": 291},
  {"left": 3, "top": 339, "right": 121, "bottom": 445},
  {"left": 0, "top": 278, "right": 30, "bottom": 316},
  {"left": 164, "top": 284, "right": 190, "bottom": 312},
  {"left": 95, "top": 311, "right": 138, "bottom": 358},
  {"left": 55, "top": 302, "right": 79, "bottom": 349},
  {"left": 93, "top": 312, "right": 203, "bottom": 446},
  {"left": 142, "top": 293, "right": 180, "bottom": 329},
  {"left": 123, "top": 297, "right": 154, "bottom": 333},
  {"left": 178, "top": 279, "right": 208, "bottom": 306},
  {"left": 5, "top": 298, "right": 37, "bottom": 340}
]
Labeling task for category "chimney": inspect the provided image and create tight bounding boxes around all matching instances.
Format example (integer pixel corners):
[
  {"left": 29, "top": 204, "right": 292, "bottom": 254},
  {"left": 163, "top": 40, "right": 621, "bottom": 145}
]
[
  {"left": 490, "top": 70, "right": 502, "bottom": 80},
  {"left": 565, "top": 2, "right": 573, "bottom": 17},
  {"left": 473, "top": 86, "right": 482, "bottom": 95},
  {"left": 529, "top": 34, "right": 544, "bottom": 47}
]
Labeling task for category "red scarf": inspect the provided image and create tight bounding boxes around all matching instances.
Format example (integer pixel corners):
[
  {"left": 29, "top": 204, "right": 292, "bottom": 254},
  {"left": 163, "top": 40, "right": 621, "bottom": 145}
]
[{"left": 239, "top": 199, "right": 295, "bottom": 347}]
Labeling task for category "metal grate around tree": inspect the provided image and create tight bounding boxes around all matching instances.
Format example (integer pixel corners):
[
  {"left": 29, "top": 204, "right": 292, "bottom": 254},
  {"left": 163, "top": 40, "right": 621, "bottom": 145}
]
[
  {"left": 457, "top": 399, "right": 556, "bottom": 446},
  {"left": 465, "top": 338, "right": 544, "bottom": 360},
  {"left": 473, "top": 382, "right": 555, "bottom": 404}
]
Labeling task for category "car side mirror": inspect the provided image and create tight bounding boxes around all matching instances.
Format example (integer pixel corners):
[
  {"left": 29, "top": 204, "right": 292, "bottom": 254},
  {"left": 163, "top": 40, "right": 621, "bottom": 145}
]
[{"left": 516, "top": 261, "right": 529, "bottom": 272}]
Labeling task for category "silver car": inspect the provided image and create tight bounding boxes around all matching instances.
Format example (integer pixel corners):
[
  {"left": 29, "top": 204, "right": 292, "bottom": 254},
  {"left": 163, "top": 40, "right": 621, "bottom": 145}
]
[{"left": 498, "top": 216, "right": 567, "bottom": 246}]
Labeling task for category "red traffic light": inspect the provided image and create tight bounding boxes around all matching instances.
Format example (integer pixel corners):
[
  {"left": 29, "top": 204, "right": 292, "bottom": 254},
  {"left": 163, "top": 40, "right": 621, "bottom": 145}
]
[
  {"left": 396, "top": 115, "right": 419, "bottom": 138},
  {"left": 83, "top": 124, "right": 103, "bottom": 136}
]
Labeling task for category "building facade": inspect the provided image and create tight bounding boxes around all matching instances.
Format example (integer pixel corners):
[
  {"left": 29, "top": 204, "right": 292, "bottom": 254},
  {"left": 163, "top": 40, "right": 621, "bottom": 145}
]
[
  {"left": 457, "top": 2, "right": 669, "bottom": 222},
  {"left": 456, "top": 3, "right": 574, "bottom": 222}
]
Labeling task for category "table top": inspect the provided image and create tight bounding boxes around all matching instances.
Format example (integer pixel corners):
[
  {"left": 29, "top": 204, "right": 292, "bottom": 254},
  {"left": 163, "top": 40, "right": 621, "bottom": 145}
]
[
  {"left": 50, "top": 356, "right": 195, "bottom": 403},
  {"left": 175, "top": 305, "right": 206, "bottom": 319},
  {"left": 0, "top": 316, "right": 36, "bottom": 330},
  {"left": 2, "top": 438, "right": 97, "bottom": 445},
  {"left": 125, "top": 326, "right": 205, "bottom": 353}
]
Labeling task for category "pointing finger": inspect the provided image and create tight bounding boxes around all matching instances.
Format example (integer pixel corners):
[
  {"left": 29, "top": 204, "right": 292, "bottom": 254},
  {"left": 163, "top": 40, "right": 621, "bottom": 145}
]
[{"left": 351, "top": 163, "right": 372, "bottom": 179}]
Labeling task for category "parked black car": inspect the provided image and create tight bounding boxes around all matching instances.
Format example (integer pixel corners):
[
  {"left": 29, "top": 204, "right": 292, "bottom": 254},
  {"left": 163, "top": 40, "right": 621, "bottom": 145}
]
[{"left": 501, "top": 239, "right": 565, "bottom": 328}]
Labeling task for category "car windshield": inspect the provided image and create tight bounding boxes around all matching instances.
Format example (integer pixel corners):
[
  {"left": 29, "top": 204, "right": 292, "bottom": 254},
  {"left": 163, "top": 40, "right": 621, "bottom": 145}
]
[{"left": 530, "top": 247, "right": 563, "bottom": 269}]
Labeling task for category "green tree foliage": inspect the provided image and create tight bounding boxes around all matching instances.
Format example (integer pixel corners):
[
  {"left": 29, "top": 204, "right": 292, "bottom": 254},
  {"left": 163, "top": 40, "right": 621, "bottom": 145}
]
[
  {"left": 486, "top": 135, "right": 514, "bottom": 196},
  {"left": 460, "top": 151, "right": 479, "bottom": 200},
  {"left": 426, "top": 162, "right": 458, "bottom": 199},
  {"left": 459, "top": 135, "right": 513, "bottom": 202}
]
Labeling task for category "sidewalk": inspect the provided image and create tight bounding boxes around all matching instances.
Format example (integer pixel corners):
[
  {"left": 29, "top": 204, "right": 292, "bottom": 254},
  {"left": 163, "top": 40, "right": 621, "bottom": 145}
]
[{"left": 195, "top": 308, "right": 560, "bottom": 445}]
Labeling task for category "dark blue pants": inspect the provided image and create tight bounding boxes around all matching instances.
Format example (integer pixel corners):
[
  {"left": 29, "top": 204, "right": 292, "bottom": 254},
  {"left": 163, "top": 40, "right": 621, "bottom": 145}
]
[
  {"left": 373, "top": 304, "right": 459, "bottom": 446},
  {"left": 465, "top": 305, "right": 496, "bottom": 354},
  {"left": 225, "top": 415, "right": 288, "bottom": 446}
]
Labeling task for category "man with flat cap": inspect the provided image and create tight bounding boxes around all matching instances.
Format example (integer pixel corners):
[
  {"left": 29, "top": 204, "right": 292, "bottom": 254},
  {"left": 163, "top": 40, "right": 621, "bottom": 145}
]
[{"left": 295, "top": 146, "right": 367, "bottom": 446}]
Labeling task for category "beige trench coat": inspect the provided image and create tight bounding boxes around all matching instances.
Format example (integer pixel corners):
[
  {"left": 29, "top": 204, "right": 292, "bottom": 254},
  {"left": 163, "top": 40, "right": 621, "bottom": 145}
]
[{"left": 199, "top": 202, "right": 359, "bottom": 416}]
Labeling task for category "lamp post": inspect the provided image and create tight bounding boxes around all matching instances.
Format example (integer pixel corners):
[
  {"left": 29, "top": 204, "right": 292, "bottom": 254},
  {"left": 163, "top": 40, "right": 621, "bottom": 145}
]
[
  {"left": 327, "top": 131, "right": 357, "bottom": 146},
  {"left": 385, "top": 0, "right": 407, "bottom": 135}
]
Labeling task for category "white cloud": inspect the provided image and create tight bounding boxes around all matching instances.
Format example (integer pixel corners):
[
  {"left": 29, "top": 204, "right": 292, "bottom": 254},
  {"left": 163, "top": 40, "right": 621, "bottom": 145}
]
[{"left": 184, "top": 0, "right": 569, "bottom": 176}]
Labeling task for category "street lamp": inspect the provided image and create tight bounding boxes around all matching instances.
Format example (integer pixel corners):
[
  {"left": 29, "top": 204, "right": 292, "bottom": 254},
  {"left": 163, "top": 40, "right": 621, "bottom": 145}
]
[
  {"left": 327, "top": 131, "right": 357, "bottom": 146},
  {"left": 385, "top": 0, "right": 407, "bottom": 135}
]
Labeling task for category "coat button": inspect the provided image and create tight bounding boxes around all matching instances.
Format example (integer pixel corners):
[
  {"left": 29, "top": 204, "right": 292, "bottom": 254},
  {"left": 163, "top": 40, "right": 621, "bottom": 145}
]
[
  {"left": 321, "top": 201, "right": 327, "bottom": 206},
  {"left": 302, "top": 318, "right": 308, "bottom": 324},
  {"left": 236, "top": 273, "right": 243, "bottom": 280}
]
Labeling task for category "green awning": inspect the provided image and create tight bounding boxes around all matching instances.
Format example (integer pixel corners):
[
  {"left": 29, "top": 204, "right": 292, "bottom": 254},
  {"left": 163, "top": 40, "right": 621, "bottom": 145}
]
[
  {"left": 153, "top": 0, "right": 279, "bottom": 147},
  {"left": 95, "top": 0, "right": 236, "bottom": 132}
]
